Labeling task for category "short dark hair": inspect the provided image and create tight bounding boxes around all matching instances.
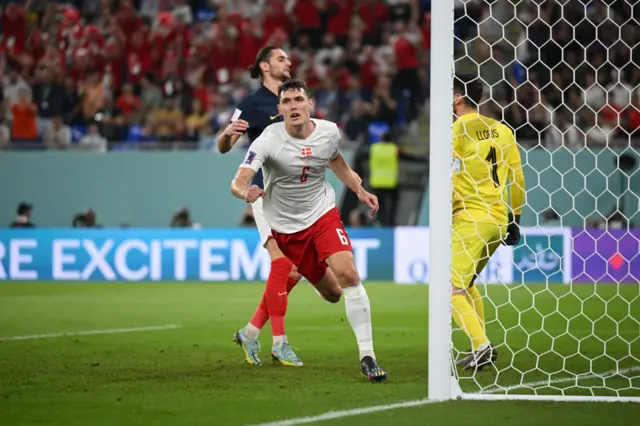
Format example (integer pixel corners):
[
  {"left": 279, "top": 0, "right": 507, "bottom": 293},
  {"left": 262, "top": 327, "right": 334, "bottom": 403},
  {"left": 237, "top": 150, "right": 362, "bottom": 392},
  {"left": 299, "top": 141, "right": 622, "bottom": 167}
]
[
  {"left": 453, "top": 74, "right": 484, "bottom": 107},
  {"left": 278, "top": 79, "right": 310, "bottom": 101},
  {"left": 248, "top": 46, "right": 279, "bottom": 79},
  {"left": 17, "top": 202, "right": 32, "bottom": 216}
]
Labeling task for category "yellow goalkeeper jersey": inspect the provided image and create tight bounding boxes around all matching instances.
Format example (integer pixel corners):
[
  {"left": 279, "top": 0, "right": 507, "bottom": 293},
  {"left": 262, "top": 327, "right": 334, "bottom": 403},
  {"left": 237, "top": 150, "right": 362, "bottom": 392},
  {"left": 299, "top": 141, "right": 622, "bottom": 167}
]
[{"left": 452, "top": 112, "right": 526, "bottom": 225}]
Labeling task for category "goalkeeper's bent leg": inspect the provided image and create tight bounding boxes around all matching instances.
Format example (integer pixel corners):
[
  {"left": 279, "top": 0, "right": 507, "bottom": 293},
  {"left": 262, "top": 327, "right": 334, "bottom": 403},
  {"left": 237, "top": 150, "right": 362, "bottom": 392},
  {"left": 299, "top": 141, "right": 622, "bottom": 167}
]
[
  {"left": 452, "top": 287, "right": 489, "bottom": 351},
  {"left": 467, "top": 282, "right": 485, "bottom": 331}
]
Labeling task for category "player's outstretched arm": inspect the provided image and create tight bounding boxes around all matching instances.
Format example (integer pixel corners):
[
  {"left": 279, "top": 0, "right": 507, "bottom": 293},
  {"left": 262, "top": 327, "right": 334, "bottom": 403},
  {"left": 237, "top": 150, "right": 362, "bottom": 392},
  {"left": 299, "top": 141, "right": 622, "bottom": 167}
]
[
  {"left": 231, "top": 167, "right": 263, "bottom": 202},
  {"left": 329, "top": 153, "right": 379, "bottom": 216},
  {"left": 218, "top": 120, "right": 249, "bottom": 153},
  {"left": 504, "top": 137, "right": 526, "bottom": 246},
  {"left": 507, "top": 139, "right": 526, "bottom": 218}
]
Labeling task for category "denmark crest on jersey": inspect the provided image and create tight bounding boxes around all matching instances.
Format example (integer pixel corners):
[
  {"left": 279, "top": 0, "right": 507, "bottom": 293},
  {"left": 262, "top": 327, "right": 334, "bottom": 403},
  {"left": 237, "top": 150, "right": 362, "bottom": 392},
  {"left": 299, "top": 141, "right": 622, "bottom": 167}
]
[{"left": 302, "top": 147, "right": 312, "bottom": 156}]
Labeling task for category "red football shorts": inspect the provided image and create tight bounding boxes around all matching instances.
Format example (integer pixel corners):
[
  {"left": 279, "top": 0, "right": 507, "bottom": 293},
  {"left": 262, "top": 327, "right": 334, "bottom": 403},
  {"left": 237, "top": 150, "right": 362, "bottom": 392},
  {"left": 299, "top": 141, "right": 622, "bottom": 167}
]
[{"left": 272, "top": 207, "right": 352, "bottom": 284}]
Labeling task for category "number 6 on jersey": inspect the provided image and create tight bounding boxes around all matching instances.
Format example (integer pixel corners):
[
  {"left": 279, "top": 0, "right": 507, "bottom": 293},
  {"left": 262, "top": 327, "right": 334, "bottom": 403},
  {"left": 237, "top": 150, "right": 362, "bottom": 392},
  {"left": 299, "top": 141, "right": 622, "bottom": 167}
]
[
  {"left": 300, "top": 166, "right": 310, "bottom": 183},
  {"left": 336, "top": 228, "right": 349, "bottom": 245}
]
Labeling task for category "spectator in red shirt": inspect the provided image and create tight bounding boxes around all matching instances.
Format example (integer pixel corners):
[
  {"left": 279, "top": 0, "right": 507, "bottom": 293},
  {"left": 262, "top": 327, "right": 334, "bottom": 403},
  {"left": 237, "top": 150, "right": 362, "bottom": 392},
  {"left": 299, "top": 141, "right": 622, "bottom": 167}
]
[
  {"left": 357, "top": 0, "right": 388, "bottom": 45},
  {"left": 24, "top": 30, "right": 46, "bottom": 75},
  {"left": 1, "top": 3, "right": 27, "bottom": 56},
  {"left": 359, "top": 45, "right": 378, "bottom": 92},
  {"left": 237, "top": 20, "right": 262, "bottom": 72},
  {"left": 115, "top": 0, "right": 142, "bottom": 39},
  {"left": 391, "top": 19, "right": 422, "bottom": 121},
  {"left": 326, "top": 0, "right": 355, "bottom": 47},
  {"left": 209, "top": 19, "right": 238, "bottom": 81},
  {"left": 626, "top": 92, "right": 640, "bottom": 132},
  {"left": 102, "top": 37, "right": 124, "bottom": 92},
  {"left": 291, "top": 0, "right": 323, "bottom": 47},
  {"left": 421, "top": 12, "right": 431, "bottom": 50},
  {"left": 56, "top": 7, "right": 82, "bottom": 54},
  {"left": 126, "top": 30, "right": 153, "bottom": 85},
  {"left": 260, "top": 0, "right": 291, "bottom": 45},
  {"left": 115, "top": 83, "right": 142, "bottom": 123}
]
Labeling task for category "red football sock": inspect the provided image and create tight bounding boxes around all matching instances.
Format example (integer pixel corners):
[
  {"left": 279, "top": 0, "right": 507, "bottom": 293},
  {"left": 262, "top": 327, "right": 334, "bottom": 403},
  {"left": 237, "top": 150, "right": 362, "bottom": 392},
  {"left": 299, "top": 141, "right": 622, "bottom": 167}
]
[
  {"left": 265, "top": 257, "right": 292, "bottom": 336},
  {"left": 249, "top": 293, "right": 269, "bottom": 330}
]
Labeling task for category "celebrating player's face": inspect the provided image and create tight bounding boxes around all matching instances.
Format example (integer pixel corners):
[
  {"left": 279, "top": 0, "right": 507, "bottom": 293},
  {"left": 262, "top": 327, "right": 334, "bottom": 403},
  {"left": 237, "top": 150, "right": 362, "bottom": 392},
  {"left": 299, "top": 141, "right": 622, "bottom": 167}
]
[
  {"left": 267, "top": 49, "right": 292, "bottom": 81},
  {"left": 278, "top": 89, "right": 312, "bottom": 125}
]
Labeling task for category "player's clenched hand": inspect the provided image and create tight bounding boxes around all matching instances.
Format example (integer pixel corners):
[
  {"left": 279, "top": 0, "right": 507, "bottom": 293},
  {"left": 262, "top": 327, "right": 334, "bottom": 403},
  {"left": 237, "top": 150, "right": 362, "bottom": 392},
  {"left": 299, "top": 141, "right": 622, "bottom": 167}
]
[
  {"left": 224, "top": 119, "right": 249, "bottom": 136},
  {"left": 244, "top": 185, "right": 265, "bottom": 203},
  {"left": 357, "top": 190, "right": 379, "bottom": 216},
  {"left": 503, "top": 213, "right": 521, "bottom": 246}
]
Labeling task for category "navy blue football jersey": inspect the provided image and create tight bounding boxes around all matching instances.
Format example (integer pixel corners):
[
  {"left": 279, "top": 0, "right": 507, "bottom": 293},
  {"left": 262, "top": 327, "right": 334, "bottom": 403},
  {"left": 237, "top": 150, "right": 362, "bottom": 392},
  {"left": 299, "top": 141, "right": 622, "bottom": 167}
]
[{"left": 231, "top": 86, "right": 283, "bottom": 189}]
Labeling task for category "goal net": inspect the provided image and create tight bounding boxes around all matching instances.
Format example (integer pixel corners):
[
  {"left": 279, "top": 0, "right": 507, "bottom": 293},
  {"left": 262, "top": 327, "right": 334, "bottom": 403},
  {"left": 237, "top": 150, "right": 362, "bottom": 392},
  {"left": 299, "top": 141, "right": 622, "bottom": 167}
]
[{"left": 428, "top": 0, "right": 640, "bottom": 402}]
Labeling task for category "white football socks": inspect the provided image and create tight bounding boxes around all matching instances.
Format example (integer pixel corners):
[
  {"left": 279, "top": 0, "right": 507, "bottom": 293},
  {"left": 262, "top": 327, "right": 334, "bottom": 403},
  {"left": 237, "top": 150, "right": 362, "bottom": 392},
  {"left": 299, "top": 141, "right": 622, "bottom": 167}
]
[
  {"left": 244, "top": 323, "right": 260, "bottom": 339},
  {"left": 273, "top": 335, "right": 288, "bottom": 347},
  {"left": 343, "top": 283, "right": 375, "bottom": 360}
]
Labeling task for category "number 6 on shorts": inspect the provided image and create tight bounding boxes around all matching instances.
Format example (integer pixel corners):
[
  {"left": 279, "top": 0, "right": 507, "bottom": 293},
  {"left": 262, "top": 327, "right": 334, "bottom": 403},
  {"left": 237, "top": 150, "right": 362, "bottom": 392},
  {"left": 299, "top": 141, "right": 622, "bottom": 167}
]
[{"left": 336, "top": 228, "right": 349, "bottom": 245}]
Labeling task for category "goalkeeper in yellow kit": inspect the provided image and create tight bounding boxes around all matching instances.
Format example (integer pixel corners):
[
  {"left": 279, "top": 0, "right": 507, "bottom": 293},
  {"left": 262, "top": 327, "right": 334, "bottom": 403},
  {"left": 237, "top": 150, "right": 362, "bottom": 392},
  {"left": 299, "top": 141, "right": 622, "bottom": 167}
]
[{"left": 450, "top": 74, "right": 526, "bottom": 371}]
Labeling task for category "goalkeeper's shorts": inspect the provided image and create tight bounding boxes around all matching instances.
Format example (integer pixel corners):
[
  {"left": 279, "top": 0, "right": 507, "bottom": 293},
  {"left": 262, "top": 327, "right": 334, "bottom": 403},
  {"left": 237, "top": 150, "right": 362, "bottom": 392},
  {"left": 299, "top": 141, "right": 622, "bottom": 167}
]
[{"left": 451, "top": 220, "right": 507, "bottom": 289}]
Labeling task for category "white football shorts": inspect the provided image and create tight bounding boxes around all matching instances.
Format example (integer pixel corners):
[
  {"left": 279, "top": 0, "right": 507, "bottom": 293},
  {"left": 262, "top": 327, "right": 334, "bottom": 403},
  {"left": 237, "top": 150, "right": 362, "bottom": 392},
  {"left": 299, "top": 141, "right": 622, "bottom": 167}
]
[{"left": 251, "top": 197, "right": 273, "bottom": 248}]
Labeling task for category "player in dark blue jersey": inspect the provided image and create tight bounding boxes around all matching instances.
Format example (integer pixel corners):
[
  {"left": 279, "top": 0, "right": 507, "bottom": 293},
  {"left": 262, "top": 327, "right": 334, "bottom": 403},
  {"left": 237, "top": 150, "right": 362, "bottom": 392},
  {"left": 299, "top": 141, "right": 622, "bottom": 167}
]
[{"left": 218, "top": 47, "right": 305, "bottom": 366}]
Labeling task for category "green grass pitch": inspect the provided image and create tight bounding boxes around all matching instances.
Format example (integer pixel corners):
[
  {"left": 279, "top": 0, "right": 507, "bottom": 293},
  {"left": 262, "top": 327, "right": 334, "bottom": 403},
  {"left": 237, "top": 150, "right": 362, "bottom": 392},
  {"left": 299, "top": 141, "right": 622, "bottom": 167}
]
[{"left": 0, "top": 282, "right": 638, "bottom": 425}]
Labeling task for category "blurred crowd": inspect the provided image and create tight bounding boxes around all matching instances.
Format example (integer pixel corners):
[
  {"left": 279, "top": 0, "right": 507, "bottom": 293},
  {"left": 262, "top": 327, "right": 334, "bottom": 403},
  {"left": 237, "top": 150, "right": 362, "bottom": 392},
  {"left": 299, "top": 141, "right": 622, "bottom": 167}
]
[
  {"left": 454, "top": 0, "right": 640, "bottom": 149},
  {"left": 8, "top": 200, "right": 204, "bottom": 228},
  {"left": 0, "top": 0, "right": 430, "bottom": 151},
  {"left": 0, "top": 0, "right": 637, "bottom": 152}
]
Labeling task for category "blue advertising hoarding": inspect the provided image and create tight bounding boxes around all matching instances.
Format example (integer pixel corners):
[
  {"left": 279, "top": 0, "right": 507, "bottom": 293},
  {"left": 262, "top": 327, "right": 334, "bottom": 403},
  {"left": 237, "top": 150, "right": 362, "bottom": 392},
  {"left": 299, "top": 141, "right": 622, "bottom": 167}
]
[
  {"left": 0, "top": 229, "right": 394, "bottom": 282},
  {"left": 0, "top": 227, "right": 579, "bottom": 283},
  {"left": 512, "top": 228, "right": 572, "bottom": 284}
]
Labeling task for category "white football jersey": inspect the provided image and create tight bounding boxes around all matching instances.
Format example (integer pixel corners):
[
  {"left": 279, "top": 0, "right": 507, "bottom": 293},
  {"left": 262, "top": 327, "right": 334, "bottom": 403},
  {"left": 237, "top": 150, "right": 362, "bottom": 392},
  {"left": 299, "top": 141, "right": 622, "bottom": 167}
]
[{"left": 239, "top": 119, "right": 341, "bottom": 234}]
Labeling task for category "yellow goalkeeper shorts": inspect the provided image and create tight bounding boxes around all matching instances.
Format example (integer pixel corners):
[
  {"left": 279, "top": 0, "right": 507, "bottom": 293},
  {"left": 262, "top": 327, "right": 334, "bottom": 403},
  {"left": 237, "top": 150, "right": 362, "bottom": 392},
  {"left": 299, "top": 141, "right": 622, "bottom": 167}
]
[{"left": 451, "top": 220, "right": 506, "bottom": 290}]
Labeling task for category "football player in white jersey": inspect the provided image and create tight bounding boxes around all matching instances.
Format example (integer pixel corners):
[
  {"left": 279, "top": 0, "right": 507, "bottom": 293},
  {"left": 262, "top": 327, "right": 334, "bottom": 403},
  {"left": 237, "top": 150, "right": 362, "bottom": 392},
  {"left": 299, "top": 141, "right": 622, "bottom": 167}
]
[{"left": 231, "top": 79, "right": 387, "bottom": 382}]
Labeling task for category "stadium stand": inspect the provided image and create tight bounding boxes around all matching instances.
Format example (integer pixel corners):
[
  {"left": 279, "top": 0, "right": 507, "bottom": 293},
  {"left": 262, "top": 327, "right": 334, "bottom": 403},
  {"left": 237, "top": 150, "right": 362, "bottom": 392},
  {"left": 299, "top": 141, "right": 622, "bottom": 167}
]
[
  {"left": 0, "top": 1, "right": 637, "bottom": 154},
  {"left": 0, "top": 0, "right": 430, "bottom": 151},
  {"left": 453, "top": 0, "right": 639, "bottom": 149}
]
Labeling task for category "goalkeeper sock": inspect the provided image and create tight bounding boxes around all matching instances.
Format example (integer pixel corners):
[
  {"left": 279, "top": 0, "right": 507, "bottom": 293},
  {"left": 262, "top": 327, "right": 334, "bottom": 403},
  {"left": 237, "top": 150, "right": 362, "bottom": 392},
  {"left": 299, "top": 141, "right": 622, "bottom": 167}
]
[
  {"left": 343, "top": 283, "right": 375, "bottom": 360},
  {"left": 452, "top": 293, "right": 489, "bottom": 351},
  {"left": 265, "top": 257, "right": 292, "bottom": 338},
  {"left": 468, "top": 285, "right": 485, "bottom": 331}
]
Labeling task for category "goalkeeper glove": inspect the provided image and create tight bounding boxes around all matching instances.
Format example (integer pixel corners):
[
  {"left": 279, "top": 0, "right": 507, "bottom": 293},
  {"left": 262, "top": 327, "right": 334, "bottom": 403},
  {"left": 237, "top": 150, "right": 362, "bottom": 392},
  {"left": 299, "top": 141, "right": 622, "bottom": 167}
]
[{"left": 503, "top": 213, "right": 521, "bottom": 246}]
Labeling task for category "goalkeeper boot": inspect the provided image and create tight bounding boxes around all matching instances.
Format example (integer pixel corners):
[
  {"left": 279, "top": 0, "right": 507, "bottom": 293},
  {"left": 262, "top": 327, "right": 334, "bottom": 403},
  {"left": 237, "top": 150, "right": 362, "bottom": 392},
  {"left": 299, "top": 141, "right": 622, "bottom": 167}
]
[
  {"left": 233, "top": 327, "right": 262, "bottom": 366},
  {"left": 462, "top": 344, "right": 498, "bottom": 372},
  {"left": 271, "top": 343, "right": 303, "bottom": 367},
  {"left": 361, "top": 356, "right": 387, "bottom": 383},
  {"left": 456, "top": 347, "right": 474, "bottom": 365}
]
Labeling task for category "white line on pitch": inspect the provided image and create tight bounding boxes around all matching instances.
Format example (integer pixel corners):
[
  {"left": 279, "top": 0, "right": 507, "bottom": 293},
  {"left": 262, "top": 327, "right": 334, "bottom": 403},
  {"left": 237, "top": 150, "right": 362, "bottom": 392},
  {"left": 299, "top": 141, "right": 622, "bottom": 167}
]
[
  {"left": 0, "top": 324, "right": 182, "bottom": 341},
  {"left": 249, "top": 367, "right": 640, "bottom": 426},
  {"left": 480, "top": 366, "right": 640, "bottom": 394},
  {"left": 248, "top": 398, "right": 437, "bottom": 426}
]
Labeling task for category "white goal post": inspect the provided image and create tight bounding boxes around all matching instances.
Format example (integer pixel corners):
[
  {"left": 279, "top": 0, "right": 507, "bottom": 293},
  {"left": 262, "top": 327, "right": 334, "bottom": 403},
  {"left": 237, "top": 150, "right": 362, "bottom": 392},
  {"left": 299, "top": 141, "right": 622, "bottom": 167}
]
[{"left": 428, "top": 0, "right": 640, "bottom": 403}]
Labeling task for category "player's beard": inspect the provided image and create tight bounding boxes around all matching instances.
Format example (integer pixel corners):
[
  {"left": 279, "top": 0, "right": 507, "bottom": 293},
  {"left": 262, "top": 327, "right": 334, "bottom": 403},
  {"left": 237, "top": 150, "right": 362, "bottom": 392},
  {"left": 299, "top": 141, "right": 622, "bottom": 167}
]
[{"left": 273, "top": 70, "right": 291, "bottom": 82}]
